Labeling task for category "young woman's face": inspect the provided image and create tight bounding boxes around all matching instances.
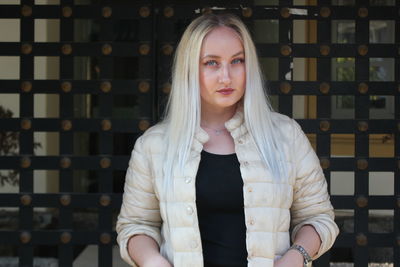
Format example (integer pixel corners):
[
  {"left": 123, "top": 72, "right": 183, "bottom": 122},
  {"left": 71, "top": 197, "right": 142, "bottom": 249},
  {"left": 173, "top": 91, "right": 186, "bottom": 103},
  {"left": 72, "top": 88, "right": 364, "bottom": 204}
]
[{"left": 199, "top": 26, "right": 246, "bottom": 112}]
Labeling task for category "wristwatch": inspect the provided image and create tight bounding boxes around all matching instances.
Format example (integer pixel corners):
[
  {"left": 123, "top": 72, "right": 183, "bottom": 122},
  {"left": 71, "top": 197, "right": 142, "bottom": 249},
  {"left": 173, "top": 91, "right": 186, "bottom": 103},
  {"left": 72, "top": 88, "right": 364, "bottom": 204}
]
[{"left": 289, "top": 244, "right": 313, "bottom": 267}]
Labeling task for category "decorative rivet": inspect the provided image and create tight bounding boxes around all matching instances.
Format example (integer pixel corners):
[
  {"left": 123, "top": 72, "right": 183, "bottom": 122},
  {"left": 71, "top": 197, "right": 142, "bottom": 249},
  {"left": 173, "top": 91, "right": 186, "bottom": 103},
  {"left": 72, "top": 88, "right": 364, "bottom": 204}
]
[
  {"left": 280, "top": 82, "right": 291, "bottom": 94},
  {"left": 61, "top": 81, "right": 72, "bottom": 93},
  {"left": 61, "top": 120, "right": 72, "bottom": 131},
  {"left": 356, "top": 233, "right": 367, "bottom": 246},
  {"left": 358, "top": 7, "right": 368, "bottom": 18},
  {"left": 162, "top": 83, "right": 171, "bottom": 94},
  {"left": 21, "top": 119, "right": 32, "bottom": 130},
  {"left": 280, "top": 7, "right": 290, "bottom": 18},
  {"left": 102, "top": 44, "right": 112, "bottom": 55},
  {"left": 358, "top": 45, "right": 368, "bottom": 56},
  {"left": 138, "top": 81, "right": 150, "bottom": 93},
  {"left": 62, "top": 6, "right": 73, "bottom": 18},
  {"left": 164, "top": 6, "right": 174, "bottom": 18},
  {"left": 101, "top": 119, "right": 112, "bottom": 131},
  {"left": 20, "top": 194, "right": 32, "bottom": 206},
  {"left": 162, "top": 44, "right": 174, "bottom": 56},
  {"left": 358, "top": 82, "right": 368, "bottom": 94},
  {"left": 320, "top": 7, "right": 331, "bottom": 18},
  {"left": 280, "top": 45, "right": 292, "bottom": 56},
  {"left": 20, "top": 231, "right": 31, "bottom": 244},
  {"left": 319, "top": 82, "right": 330, "bottom": 94},
  {"left": 102, "top": 6, "right": 112, "bottom": 18},
  {"left": 60, "top": 157, "right": 71, "bottom": 169},
  {"left": 60, "top": 194, "right": 71, "bottom": 206},
  {"left": 242, "top": 7, "right": 252, "bottom": 18},
  {"left": 100, "top": 233, "right": 111, "bottom": 244},
  {"left": 139, "top": 44, "right": 150, "bottom": 55},
  {"left": 201, "top": 7, "right": 212, "bottom": 14},
  {"left": 21, "top": 5, "right": 32, "bottom": 17},
  {"left": 100, "top": 157, "right": 111, "bottom": 169},
  {"left": 100, "top": 81, "right": 112, "bottom": 93},
  {"left": 320, "top": 45, "right": 330, "bottom": 56},
  {"left": 319, "top": 120, "right": 330, "bottom": 132},
  {"left": 20, "top": 156, "right": 31, "bottom": 168},
  {"left": 60, "top": 232, "right": 71, "bottom": 244},
  {"left": 21, "top": 43, "right": 32, "bottom": 55},
  {"left": 21, "top": 81, "right": 32, "bottom": 93},
  {"left": 99, "top": 194, "right": 111, "bottom": 207},
  {"left": 320, "top": 158, "right": 330, "bottom": 170},
  {"left": 356, "top": 195, "right": 368, "bottom": 208},
  {"left": 139, "top": 120, "right": 150, "bottom": 131},
  {"left": 61, "top": 44, "right": 72, "bottom": 55},
  {"left": 139, "top": 6, "right": 150, "bottom": 18},
  {"left": 357, "top": 121, "right": 368, "bottom": 132},
  {"left": 357, "top": 159, "right": 368, "bottom": 170}
]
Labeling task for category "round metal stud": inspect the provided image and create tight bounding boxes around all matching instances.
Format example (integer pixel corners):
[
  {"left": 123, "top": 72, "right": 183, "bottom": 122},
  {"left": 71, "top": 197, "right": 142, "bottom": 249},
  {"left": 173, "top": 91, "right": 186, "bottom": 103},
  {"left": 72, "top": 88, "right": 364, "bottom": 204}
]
[
  {"left": 357, "top": 159, "right": 368, "bottom": 170},
  {"left": 280, "top": 45, "right": 292, "bottom": 56},
  {"left": 99, "top": 194, "right": 111, "bottom": 207},
  {"left": 102, "top": 44, "right": 112, "bottom": 55},
  {"left": 21, "top": 5, "right": 32, "bottom": 17},
  {"left": 100, "top": 81, "right": 112, "bottom": 93},
  {"left": 358, "top": 45, "right": 368, "bottom": 56},
  {"left": 21, "top": 119, "right": 32, "bottom": 130},
  {"left": 162, "top": 44, "right": 174, "bottom": 56},
  {"left": 101, "top": 119, "right": 112, "bottom": 131},
  {"left": 21, "top": 81, "right": 32, "bottom": 93},
  {"left": 20, "top": 157, "right": 31, "bottom": 168},
  {"left": 102, "top": 6, "right": 112, "bottom": 18},
  {"left": 60, "top": 157, "right": 71, "bottom": 169},
  {"left": 242, "top": 7, "right": 252, "bottom": 18},
  {"left": 100, "top": 233, "right": 111, "bottom": 244},
  {"left": 320, "top": 158, "right": 330, "bottom": 170},
  {"left": 138, "top": 81, "right": 150, "bottom": 93},
  {"left": 60, "top": 232, "right": 71, "bottom": 244},
  {"left": 61, "top": 44, "right": 72, "bottom": 55},
  {"left": 61, "top": 81, "right": 72, "bottom": 93},
  {"left": 20, "top": 194, "right": 32, "bottom": 206},
  {"left": 164, "top": 6, "right": 174, "bottom": 18},
  {"left": 139, "top": 120, "right": 150, "bottom": 131},
  {"left": 358, "top": 7, "right": 368, "bottom": 18},
  {"left": 20, "top": 231, "right": 31, "bottom": 244},
  {"left": 201, "top": 7, "right": 212, "bottom": 14},
  {"left": 21, "top": 43, "right": 32, "bottom": 55},
  {"left": 139, "top": 44, "right": 150, "bottom": 55},
  {"left": 320, "top": 45, "right": 330, "bottom": 56},
  {"left": 280, "top": 82, "right": 291, "bottom": 94},
  {"left": 319, "top": 120, "right": 330, "bottom": 132},
  {"left": 319, "top": 82, "right": 330, "bottom": 94},
  {"left": 320, "top": 7, "right": 331, "bottom": 18},
  {"left": 139, "top": 6, "right": 150, "bottom": 18},
  {"left": 358, "top": 82, "right": 368, "bottom": 94},
  {"left": 356, "top": 195, "right": 368, "bottom": 208},
  {"left": 100, "top": 157, "right": 111, "bottom": 169},
  {"left": 60, "top": 194, "right": 71, "bottom": 206},
  {"left": 280, "top": 7, "right": 290, "bottom": 18},
  {"left": 357, "top": 121, "right": 368, "bottom": 132},
  {"left": 162, "top": 83, "right": 171, "bottom": 94},
  {"left": 61, "top": 120, "right": 72, "bottom": 131},
  {"left": 356, "top": 233, "right": 367, "bottom": 246},
  {"left": 62, "top": 6, "right": 73, "bottom": 18}
]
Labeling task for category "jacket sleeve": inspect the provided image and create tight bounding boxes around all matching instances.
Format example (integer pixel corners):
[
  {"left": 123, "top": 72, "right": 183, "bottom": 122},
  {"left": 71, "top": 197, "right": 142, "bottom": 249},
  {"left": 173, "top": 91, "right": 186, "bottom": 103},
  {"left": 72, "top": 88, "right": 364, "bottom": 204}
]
[
  {"left": 290, "top": 119, "right": 339, "bottom": 259},
  {"left": 116, "top": 135, "right": 162, "bottom": 266}
]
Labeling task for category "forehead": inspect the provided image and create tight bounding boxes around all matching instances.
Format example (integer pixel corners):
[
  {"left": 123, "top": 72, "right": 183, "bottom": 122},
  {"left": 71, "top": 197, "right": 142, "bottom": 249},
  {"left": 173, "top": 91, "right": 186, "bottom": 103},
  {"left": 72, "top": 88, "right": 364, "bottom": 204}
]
[{"left": 200, "top": 26, "right": 243, "bottom": 56}]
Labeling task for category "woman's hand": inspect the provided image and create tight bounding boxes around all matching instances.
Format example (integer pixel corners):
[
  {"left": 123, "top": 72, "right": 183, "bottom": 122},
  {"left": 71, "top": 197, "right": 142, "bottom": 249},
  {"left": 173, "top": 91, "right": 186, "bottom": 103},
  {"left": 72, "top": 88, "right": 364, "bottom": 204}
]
[
  {"left": 274, "top": 249, "right": 303, "bottom": 267},
  {"left": 142, "top": 254, "right": 172, "bottom": 267}
]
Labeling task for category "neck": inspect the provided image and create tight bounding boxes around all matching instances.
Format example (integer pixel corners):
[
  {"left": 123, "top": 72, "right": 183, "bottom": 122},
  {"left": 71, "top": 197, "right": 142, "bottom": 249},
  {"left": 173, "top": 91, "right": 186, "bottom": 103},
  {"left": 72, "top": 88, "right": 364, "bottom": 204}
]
[{"left": 201, "top": 102, "right": 237, "bottom": 128}]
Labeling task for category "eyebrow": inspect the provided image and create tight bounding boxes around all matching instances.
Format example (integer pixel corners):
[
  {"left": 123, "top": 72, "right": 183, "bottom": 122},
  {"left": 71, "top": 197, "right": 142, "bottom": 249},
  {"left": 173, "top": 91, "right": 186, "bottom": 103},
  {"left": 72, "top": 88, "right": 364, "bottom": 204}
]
[{"left": 201, "top": 51, "right": 244, "bottom": 59}]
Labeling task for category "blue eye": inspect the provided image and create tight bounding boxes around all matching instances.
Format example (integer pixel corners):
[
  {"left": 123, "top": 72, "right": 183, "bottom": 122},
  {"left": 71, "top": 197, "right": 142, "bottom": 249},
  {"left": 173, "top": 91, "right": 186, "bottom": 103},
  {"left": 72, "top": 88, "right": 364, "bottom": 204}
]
[
  {"left": 205, "top": 60, "right": 218, "bottom": 66},
  {"left": 232, "top": 58, "right": 245, "bottom": 64}
]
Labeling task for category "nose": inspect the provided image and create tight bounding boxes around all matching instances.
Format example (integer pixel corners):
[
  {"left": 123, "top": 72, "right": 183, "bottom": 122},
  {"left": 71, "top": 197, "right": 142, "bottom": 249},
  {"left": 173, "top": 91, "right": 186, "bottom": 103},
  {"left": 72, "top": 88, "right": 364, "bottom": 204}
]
[{"left": 219, "top": 64, "right": 231, "bottom": 85}]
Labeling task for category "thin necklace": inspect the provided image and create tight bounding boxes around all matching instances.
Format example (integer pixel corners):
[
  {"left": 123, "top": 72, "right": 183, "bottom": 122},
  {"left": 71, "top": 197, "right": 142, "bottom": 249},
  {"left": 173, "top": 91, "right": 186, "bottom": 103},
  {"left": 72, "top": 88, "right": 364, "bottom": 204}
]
[{"left": 201, "top": 125, "right": 227, "bottom": 136}]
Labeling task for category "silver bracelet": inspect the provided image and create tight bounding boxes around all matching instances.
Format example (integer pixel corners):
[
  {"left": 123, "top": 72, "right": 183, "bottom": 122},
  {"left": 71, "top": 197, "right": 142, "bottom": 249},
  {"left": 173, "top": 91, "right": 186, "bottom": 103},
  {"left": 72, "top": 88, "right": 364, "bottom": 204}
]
[{"left": 289, "top": 244, "right": 312, "bottom": 267}]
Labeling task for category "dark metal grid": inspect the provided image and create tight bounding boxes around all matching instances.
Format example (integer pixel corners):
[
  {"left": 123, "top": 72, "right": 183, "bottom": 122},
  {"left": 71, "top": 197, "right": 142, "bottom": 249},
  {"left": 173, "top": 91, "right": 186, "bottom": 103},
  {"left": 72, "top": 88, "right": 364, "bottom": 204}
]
[{"left": 0, "top": 1, "right": 398, "bottom": 266}]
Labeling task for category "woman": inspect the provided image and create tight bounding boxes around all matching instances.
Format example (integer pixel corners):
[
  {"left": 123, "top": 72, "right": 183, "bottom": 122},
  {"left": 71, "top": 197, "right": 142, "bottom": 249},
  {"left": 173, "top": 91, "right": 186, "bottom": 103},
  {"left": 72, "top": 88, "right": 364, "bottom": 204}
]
[{"left": 117, "top": 13, "right": 339, "bottom": 267}]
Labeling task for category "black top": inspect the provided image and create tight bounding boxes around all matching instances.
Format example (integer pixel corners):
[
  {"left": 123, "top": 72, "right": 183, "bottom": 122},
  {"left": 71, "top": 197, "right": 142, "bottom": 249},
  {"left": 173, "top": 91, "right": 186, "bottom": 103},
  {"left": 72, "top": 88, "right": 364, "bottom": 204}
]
[{"left": 195, "top": 150, "right": 247, "bottom": 267}]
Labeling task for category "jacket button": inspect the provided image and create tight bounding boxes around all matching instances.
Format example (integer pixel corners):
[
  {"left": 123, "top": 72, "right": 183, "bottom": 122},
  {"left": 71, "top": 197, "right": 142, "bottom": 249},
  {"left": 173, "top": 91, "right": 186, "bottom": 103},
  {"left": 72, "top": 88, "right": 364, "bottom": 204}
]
[
  {"left": 186, "top": 206, "right": 194, "bottom": 215},
  {"left": 191, "top": 240, "right": 198, "bottom": 249},
  {"left": 243, "top": 161, "right": 249, "bottom": 166},
  {"left": 238, "top": 139, "right": 243, "bottom": 144},
  {"left": 248, "top": 187, "right": 253, "bottom": 192},
  {"left": 249, "top": 219, "right": 255, "bottom": 225},
  {"left": 185, "top": 177, "right": 191, "bottom": 184}
]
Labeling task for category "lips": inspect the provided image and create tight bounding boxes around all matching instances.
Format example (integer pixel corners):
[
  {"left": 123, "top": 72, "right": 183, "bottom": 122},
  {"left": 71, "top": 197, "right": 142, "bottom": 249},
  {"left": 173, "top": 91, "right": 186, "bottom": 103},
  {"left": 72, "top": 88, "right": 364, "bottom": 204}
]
[{"left": 217, "top": 88, "right": 234, "bottom": 95}]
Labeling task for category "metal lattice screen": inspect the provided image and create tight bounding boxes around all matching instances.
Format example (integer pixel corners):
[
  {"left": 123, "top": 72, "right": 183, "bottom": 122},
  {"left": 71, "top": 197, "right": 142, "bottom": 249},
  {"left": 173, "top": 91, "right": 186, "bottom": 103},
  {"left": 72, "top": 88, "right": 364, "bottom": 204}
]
[{"left": 0, "top": 0, "right": 398, "bottom": 266}]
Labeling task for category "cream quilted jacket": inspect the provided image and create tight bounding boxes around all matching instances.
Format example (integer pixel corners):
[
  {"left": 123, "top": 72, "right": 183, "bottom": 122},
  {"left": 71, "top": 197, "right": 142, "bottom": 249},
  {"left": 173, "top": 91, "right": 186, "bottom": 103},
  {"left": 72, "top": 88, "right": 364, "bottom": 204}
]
[{"left": 116, "top": 110, "right": 339, "bottom": 267}]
